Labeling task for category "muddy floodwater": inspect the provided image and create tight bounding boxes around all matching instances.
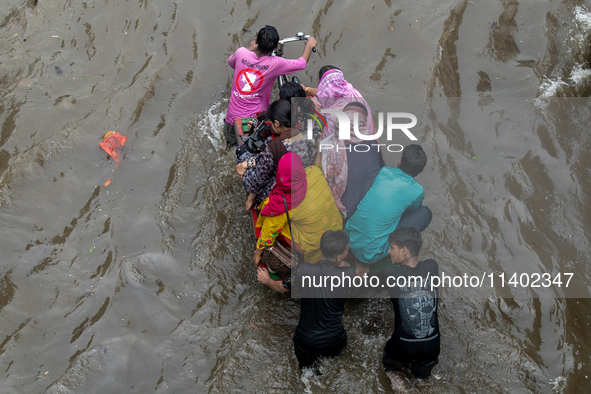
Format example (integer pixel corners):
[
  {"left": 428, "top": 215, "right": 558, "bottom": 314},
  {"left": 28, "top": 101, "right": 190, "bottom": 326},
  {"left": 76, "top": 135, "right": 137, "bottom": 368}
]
[{"left": 1, "top": 0, "right": 590, "bottom": 393}]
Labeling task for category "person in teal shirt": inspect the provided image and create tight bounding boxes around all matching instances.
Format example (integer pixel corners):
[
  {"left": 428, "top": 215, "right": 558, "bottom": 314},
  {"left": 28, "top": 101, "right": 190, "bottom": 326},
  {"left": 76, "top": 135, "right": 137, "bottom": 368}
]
[{"left": 344, "top": 144, "right": 432, "bottom": 273}]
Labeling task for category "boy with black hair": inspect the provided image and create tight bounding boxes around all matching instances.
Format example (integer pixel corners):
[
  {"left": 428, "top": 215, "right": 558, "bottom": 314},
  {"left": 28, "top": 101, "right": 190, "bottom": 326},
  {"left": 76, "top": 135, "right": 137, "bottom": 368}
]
[
  {"left": 292, "top": 229, "right": 354, "bottom": 372},
  {"left": 345, "top": 144, "right": 433, "bottom": 273},
  {"left": 373, "top": 227, "right": 440, "bottom": 382},
  {"left": 258, "top": 230, "right": 354, "bottom": 371},
  {"left": 278, "top": 81, "right": 306, "bottom": 101},
  {"left": 224, "top": 25, "right": 317, "bottom": 148}
]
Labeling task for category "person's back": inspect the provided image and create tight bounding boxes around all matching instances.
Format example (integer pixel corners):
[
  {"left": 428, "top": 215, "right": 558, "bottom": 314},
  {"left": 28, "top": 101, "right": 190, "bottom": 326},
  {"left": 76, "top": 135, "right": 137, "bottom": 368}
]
[
  {"left": 292, "top": 231, "right": 353, "bottom": 372},
  {"left": 293, "top": 261, "right": 349, "bottom": 349},
  {"left": 238, "top": 100, "right": 318, "bottom": 208},
  {"left": 372, "top": 227, "right": 440, "bottom": 381},
  {"left": 320, "top": 100, "right": 382, "bottom": 218},
  {"left": 345, "top": 144, "right": 431, "bottom": 266},
  {"left": 292, "top": 165, "right": 343, "bottom": 264},
  {"left": 340, "top": 144, "right": 382, "bottom": 218},
  {"left": 345, "top": 166, "right": 424, "bottom": 264},
  {"left": 224, "top": 26, "right": 316, "bottom": 148}
]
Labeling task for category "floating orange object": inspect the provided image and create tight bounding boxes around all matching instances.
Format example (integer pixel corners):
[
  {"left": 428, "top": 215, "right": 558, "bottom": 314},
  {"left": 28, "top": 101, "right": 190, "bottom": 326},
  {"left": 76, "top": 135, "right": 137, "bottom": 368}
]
[
  {"left": 104, "top": 178, "right": 111, "bottom": 187},
  {"left": 100, "top": 131, "right": 127, "bottom": 163}
]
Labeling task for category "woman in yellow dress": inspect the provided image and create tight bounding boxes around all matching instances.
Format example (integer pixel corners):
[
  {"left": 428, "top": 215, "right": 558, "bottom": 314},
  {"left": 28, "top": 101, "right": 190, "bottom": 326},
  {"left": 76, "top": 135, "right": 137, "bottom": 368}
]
[{"left": 253, "top": 152, "right": 342, "bottom": 266}]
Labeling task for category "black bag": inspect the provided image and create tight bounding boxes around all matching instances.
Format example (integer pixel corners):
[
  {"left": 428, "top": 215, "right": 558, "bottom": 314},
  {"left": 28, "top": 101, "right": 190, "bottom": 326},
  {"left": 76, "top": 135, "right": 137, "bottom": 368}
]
[{"left": 242, "top": 111, "right": 273, "bottom": 155}]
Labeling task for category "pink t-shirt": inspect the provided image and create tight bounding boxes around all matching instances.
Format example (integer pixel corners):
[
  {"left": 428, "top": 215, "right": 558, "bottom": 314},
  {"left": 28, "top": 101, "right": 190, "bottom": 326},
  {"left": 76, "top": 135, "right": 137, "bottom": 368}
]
[{"left": 225, "top": 47, "right": 307, "bottom": 123}]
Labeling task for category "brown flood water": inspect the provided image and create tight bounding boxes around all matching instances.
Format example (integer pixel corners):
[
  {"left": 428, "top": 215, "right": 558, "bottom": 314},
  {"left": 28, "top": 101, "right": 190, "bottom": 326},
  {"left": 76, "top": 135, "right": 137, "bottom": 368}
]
[{"left": 1, "top": 0, "right": 590, "bottom": 393}]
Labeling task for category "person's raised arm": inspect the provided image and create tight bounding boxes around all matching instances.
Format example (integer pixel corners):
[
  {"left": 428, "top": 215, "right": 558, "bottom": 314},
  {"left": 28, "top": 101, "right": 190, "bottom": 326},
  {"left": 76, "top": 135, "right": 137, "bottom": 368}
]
[{"left": 300, "top": 37, "right": 317, "bottom": 63}]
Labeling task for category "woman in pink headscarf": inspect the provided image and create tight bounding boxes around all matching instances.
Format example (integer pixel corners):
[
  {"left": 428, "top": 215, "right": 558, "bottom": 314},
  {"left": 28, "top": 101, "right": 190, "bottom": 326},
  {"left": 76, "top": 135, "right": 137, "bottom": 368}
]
[{"left": 301, "top": 67, "right": 382, "bottom": 218}]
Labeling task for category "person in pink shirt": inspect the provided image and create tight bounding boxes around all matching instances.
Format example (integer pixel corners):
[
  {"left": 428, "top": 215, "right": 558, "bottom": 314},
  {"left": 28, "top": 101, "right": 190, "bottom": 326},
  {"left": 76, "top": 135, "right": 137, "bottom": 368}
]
[{"left": 224, "top": 25, "right": 317, "bottom": 149}]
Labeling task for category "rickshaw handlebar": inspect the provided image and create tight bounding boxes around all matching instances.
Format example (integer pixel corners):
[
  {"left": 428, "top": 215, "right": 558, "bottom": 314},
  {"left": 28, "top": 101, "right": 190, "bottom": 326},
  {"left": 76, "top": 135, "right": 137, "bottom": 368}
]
[{"left": 277, "top": 33, "right": 316, "bottom": 53}]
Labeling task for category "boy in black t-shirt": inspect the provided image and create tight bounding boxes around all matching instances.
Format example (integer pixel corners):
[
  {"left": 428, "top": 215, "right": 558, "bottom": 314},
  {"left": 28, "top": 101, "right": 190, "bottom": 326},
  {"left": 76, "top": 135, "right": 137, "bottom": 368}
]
[
  {"left": 373, "top": 227, "right": 440, "bottom": 381},
  {"left": 292, "top": 230, "right": 354, "bottom": 373}
]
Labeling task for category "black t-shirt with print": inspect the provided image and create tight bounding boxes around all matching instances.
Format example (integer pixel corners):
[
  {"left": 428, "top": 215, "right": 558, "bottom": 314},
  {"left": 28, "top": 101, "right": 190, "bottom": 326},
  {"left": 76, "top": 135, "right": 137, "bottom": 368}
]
[{"left": 374, "top": 259, "right": 440, "bottom": 361}]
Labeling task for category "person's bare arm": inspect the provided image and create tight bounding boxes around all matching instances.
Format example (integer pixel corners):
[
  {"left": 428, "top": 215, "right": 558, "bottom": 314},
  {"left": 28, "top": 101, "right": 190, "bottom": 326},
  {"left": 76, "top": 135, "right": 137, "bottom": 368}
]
[
  {"left": 245, "top": 193, "right": 256, "bottom": 211},
  {"left": 253, "top": 248, "right": 263, "bottom": 267},
  {"left": 236, "top": 161, "right": 248, "bottom": 177},
  {"left": 301, "top": 84, "right": 318, "bottom": 96},
  {"left": 257, "top": 267, "right": 289, "bottom": 293},
  {"left": 300, "top": 37, "right": 317, "bottom": 63}
]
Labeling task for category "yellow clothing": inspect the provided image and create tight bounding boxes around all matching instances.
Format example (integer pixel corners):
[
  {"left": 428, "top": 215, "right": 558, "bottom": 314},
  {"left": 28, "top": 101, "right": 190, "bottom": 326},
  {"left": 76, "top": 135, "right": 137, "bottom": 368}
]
[{"left": 256, "top": 165, "right": 343, "bottom": 263}]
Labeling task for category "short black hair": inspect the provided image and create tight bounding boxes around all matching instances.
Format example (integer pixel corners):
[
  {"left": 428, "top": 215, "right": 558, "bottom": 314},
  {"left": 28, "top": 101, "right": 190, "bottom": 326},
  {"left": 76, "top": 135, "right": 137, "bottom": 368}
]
[
  {"left": 388, "top": 227, "right": 422, "bottom": 257},
  {"left": 320, "top": 230, "right": 350, "bottom": 259},
  {"left": 256, "top": 25, "right": 279, "bottom": 54},
  {"left": 279, "top": 81, "right": 306, "bottom": 101},
  {"left": 267, "top": 99, "right": 291, "bottom": 127},
  {"left": 319, "top": 65, "right": 341, "bottom": 82},
  {"left": 399, "top": 144, "right": 427, "bottom": 177}
]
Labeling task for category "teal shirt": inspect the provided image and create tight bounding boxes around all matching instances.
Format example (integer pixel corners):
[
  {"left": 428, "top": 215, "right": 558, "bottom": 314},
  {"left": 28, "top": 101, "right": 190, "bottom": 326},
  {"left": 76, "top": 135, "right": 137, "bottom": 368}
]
[{"left": 344, "top": 167, "right": 424, "bottom": 264}]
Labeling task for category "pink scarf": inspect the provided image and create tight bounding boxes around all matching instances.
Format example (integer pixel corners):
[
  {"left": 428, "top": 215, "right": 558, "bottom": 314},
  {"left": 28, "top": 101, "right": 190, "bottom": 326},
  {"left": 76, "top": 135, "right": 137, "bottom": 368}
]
[
  {"left": 260, "top": 153, "right": 307, "bottom": 217},
  {"left": 316, "top": 70, "right": 376, "bottom": 214},
  {"left": 316, "top": 69, "right": 374, "bottom": 138}
]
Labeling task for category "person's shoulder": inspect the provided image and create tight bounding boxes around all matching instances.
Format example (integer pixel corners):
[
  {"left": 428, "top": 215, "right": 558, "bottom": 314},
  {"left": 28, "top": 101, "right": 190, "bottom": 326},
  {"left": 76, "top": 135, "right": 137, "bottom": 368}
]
[
  {"left": 390, "top": 168, "right": 424, "bottom": 192},
  {"left": 233, "top": 46, "right": 251, "bottom": 58},
  {"left": 386, "top": 264, "right": 411, "bottom": 275},
  {"left": 378, "top": 166, "right": 404, "bottom": 180},
  {"left": 369, "top": 166, "right": 390, "bottom": 184},
  {"left": 371, "top": 265, "right": 397, "bottom": 277},
  {"left": 420, "top": 259, "right": 438, "bottom": 270},
  {"left": 296, "top": 262, "right": 317, "bottom": 274},
  {"left": 335, "top": 265, "right": 355, "bottom": 278},
  {"left": 305, "top": 163, "right": 322, "bottom": 176}
]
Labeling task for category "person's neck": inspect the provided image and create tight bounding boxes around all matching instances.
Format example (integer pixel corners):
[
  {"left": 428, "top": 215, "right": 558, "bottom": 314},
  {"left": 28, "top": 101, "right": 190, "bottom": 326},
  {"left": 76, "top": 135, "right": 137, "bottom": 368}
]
[
  {"left": 254, "top": 49, "right": 268, "bottom": 58},
  {"left": 321, "top": 256, "right": 340, "bottom": 265},
  {"left": 401, "top": 256, "right": 419, "bottom": 268}
]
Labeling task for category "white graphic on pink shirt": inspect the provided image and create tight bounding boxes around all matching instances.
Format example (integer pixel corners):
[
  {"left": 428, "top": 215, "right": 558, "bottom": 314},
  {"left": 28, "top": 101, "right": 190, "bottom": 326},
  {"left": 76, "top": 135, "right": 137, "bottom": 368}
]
[{"left": 236, "top": 68, "right": 264, "bottom": 95}]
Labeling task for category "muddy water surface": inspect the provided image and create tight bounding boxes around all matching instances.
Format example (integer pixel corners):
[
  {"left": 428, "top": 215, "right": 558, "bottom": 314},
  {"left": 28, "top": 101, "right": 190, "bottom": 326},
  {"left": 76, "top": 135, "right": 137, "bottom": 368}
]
[{"left": 1, "top": 0, "right": 590, "bottom": 393}]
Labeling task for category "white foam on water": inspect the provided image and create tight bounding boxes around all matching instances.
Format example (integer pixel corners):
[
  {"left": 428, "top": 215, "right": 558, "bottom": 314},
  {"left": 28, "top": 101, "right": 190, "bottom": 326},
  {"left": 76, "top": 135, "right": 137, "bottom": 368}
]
[
  {"left": 575, "top": 6, "right": 591, "bottom": 29},
  {"left": 300, "top": 368, "right": 321, "bottom": 393},
  {"left": 538, "top": 78, "right": 567, "bottom": 99},
  {"left": 549, "top": 375, "right": 567, "bottom": 393},
  {"left": 536, "top": 5, "right": 591, "bottom": 101},
  {"left": 200, "top": 99, "right": 227, "bottom": 150},
  {"left": 386, "top": 371, "right": 411, "bottom": 394},
  {"left": 571, "top": 64, "right": 591, "bottom": 85}
]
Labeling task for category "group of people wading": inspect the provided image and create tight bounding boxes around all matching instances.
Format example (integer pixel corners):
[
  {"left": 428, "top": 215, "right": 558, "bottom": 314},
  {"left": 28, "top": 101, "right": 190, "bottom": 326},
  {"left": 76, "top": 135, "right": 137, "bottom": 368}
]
[{"left": 226, "top": 25, "right": 441, "bottom": 384}]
